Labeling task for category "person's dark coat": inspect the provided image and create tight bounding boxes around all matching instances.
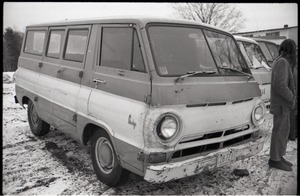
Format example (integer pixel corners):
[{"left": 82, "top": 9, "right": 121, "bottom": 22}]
[{"left": 270, "top": 57, "right": 296, "bottom": 115}]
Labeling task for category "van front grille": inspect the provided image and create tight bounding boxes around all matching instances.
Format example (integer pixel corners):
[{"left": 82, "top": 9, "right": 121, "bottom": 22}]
[
  {"left": 179, "top": 124, "right": 250, "bottom": 144},
  {"left": 172, "top": 124, "right": 253, "bottom": 160}
]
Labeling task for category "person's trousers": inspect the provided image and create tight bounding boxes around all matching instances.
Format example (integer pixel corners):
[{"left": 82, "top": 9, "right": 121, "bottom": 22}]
[
  {"left": 289, "top": 110, "right": 297, "bottom": 139},
  {"left": 270, "top": 112, "right": 290, "bottom": 161}
]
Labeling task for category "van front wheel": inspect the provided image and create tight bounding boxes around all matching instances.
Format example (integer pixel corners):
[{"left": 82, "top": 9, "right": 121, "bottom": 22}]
[
  {"left": 90, "top": 131, "right": 129, "bottom": 187},
  {"left": 27, "top": 99, "right": 50, "bottom": 136}
]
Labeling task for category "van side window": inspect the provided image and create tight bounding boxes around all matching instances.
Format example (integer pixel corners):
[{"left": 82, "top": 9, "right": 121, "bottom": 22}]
[
  {"left": 64, "top": 29, "right": 89, "bottom": 62},
  {"left": 100, "top": 27, "right": 145, "bottom": 72},
  {"left": 46, "top": 30, "right": 65, "bottom": 59},
  {"left": 24, "top": 30, "right": 46, "bottom": 55}
]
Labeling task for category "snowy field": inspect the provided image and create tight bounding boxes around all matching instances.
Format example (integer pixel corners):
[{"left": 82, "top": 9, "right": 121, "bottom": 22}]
[{"left": 2, "top": 72, "right": 297, "bottom": 195}]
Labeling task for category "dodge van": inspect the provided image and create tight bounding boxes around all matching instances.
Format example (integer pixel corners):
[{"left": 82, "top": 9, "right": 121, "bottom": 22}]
[
  {"left": 234, "top": 36, "right": 272, "bottom": 109},
  {"left": 15, "top": 17, "right": 267, "bottom": 186}
]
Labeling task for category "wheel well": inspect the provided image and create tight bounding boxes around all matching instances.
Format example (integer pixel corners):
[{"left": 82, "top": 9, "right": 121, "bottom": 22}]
[{"left": 82, "top": 124, "right": 107, "bottom": 146}]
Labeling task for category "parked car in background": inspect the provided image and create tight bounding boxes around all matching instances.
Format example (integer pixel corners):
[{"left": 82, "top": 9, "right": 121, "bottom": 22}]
[
  {"left": 252, "top": 38, "right": 279, "bottom": 66},
  {"left": 235, "top": 36, "right": 272, "bottom": 110},
  {"left": 15, "top": 17, "right": 267, "bottom": 186}
]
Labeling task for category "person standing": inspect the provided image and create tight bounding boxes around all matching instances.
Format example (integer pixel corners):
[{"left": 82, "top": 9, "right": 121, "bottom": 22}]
[
  {"left": 289, "top": 50, "right": 298, "bottom": 141},
  {"left": 268, "top": 39, "right": 297, "bottom": 171}
]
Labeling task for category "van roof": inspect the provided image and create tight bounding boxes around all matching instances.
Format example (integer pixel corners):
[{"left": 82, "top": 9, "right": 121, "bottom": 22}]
[
  {"left": 251, "top": 37, "right": 279, "bottom": 45},
  {"left": 234, "top": 35, "right": 259, "bottom": 45},
  {"left": 26, "top": 16, "right": 229, "bottom": 33}
]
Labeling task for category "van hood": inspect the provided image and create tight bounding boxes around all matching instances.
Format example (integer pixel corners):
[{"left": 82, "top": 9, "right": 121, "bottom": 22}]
[{"left": 150, "top": 76, "right": 261, "bottom": 106}]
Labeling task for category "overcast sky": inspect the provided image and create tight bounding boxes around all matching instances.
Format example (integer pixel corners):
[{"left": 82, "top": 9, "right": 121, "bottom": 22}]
[{"left": 3, "top": 2, "right": 298, "bottom": 33}]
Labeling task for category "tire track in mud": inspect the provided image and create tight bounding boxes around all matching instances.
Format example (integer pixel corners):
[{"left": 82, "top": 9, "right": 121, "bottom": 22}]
[
  {"left": 42, "top": 140, "right": 112, "bottom": 195},
  {"left": 3, "top": 135, "right": 39, "bottom": 150},
  {"left": 43, "top": 141, "right": 91, "bottom": 174},
  {"left": 14, "top": 177, "right": 58, "bottom": 194}
]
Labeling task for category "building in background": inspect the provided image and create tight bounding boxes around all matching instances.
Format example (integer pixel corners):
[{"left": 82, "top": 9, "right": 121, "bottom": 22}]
[{"left": 234, "top": 25, "right": 298, "bottom": 46}]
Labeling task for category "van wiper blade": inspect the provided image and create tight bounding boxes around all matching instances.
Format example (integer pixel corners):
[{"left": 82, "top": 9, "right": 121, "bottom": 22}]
[
  {"left": 175, "top": 70, "right": 216, "bottom": 82},
  {"left": 218, "top": 66, "right": 253, "bottom": 79}
]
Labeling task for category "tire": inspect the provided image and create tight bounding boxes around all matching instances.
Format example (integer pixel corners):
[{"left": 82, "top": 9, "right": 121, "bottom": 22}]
[
  {"left": 90, "top": 130, "right": 129, "bottom": 187},
  {"left": 27, "top": 99, "right": 50, "bottom": 136}
]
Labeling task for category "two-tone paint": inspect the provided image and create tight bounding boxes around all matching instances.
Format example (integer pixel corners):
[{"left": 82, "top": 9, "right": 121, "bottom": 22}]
[{"left": 15, "top": 17, "right": 266, "bottom": 183}]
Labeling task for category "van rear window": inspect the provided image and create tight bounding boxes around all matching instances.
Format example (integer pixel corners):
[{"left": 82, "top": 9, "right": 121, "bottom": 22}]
[{"left": 24, "top": 30, "right": 46, "bottom": 55}]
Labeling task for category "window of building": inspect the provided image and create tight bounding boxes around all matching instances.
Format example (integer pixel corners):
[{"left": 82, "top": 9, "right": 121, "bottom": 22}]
[
  {"left": 64, "top": 29, "right": 89, "bottom": 62},
  {"left": 46, "top": 30, "right": 65, "bottom": 59},
  {"left": 266, "top": 32, "right": 280, "bottom": 36},
  {"left": 24, "top": 30, "right": 46, "bottom": 55},
  {"left": 100, "top": 27, "right": 145, "bottom": 72}
]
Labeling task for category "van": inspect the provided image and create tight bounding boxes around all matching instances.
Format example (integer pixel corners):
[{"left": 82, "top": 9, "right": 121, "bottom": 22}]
[
  {"left": 234, "top": 36, "right": 272, "bottom": 109},
  {"left": 15, "top": 17, "right": 267, "bottom": 186}
]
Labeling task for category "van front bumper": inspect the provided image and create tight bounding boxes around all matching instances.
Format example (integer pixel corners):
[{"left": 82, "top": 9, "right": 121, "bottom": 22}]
[{"left": 144, "top": 137, "right": 265, "bottom": 183}]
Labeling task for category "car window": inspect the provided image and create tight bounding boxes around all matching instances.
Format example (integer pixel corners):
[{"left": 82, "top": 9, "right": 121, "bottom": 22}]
[
  {"left": 266, "top": 43, "right": 279, "bottom": 59},
  {"left": 148, "top": 26, "right": 217, "bottom": 76},
  {"left": 24, "top": 30, "right": 46, "bottom": 55},
  {"left": 203, "top": 30, "right": 249, "bottom": 74},
  {"left": 100, "top": 27, "right": 145, "bottom": 72},
  {"left": 46, "top": 30, "right": 65, "bottom": 59},
  {"left": 258, "top": 42, "right": 273, "bottom": 62},
  {"left": 64, "top": 29, "right": 89, "bottom": 62}
]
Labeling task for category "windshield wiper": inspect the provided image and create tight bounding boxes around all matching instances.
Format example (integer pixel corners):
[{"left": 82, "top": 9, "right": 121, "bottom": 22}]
[
  {"left": 175, "top": 70, "right": 216, "bottom": 82},
  {"left": 218, "top": 66, "right": 253, "bottom": 79}
]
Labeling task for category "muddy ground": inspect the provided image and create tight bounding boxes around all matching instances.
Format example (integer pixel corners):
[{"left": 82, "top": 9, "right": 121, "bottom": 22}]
[{"left": 2, "top": 80, "right": 298, "bottom": 195}]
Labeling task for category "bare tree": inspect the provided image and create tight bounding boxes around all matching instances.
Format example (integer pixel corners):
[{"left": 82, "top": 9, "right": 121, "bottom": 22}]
[{"left": 172, "top": 3, "right": 245, "bottom": 33}]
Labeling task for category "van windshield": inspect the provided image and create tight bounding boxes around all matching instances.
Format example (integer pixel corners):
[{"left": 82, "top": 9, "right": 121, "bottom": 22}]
[
  {"left": 237, "top": 41, "right": 271, "bottom": 71},
  {"left": 147, "top": 25, "right": 249, "bottom": 76},
  {"left": 257, "top": 41, "right": 279, "bottom": 63}
]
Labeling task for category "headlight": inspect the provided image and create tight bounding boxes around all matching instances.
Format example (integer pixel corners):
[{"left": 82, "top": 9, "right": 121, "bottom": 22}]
[
  {"left": 252, "top": 101, "right": 266, "bottom": 126},
  {"left": 156, "top": 113, "right": 180, "bottom": 142}
]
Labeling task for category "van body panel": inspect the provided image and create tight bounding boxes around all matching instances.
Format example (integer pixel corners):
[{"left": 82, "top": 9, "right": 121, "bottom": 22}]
[
  {"left": 150, "top": 77, "right": 260, "bottom": 106},
  {"left": 15, "top": 67, "right": 39, "bottom": 99},
  {"left": 251, "top": 69, "right": 271, "bottom": 85},
  {"left": 87, "top": 87, "right": 149, "bottom": 171},
  {"left": 141, "top": 97, "right": 261, "bottom": 153},
  {"left": 18, "top": 57, "right": 42, "bottom": 73},
  {"left": 251, "top": 69, "right": 271, "bottom": 104}
]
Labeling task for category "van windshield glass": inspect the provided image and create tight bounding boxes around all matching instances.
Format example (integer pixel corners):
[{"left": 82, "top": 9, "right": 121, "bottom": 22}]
[
  {"left": 265, "top": 42, "right": 279, "bottom": 59},
  {"left": 203, "top": 30, "right": 249, "bottom": 74},
  {"left": 148, "top": 25, "right": 249, "bottom": 76},
  {"left": 258, "top": 42, "right": 273, "bottom": 62},
  {"left": 237, "top": 41, "right": 271, "bottom": 70}
]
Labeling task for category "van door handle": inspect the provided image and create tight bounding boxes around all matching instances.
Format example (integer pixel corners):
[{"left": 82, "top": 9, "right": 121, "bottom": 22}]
[
  {"left": 93, "top": 78, "right": 106, "bottom": 84},
  {"left": 57, "top": 67, "right": 67, "bottom": 77},
  {"left": 93, "top": 78, "right": 106, "bottom": 88}
]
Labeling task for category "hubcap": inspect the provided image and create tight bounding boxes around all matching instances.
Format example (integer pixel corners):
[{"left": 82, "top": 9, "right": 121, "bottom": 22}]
[
  {"left": 95, "top": 137, "right": 114, "bottom": 174},
  {"left": 30, "top": 104, "right": 39, "bottom": 127}
]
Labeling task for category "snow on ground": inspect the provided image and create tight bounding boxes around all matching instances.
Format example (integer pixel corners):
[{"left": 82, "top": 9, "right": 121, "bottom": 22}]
[{"left": 2, "top": 73, "right": 298, "bottom": 195}]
